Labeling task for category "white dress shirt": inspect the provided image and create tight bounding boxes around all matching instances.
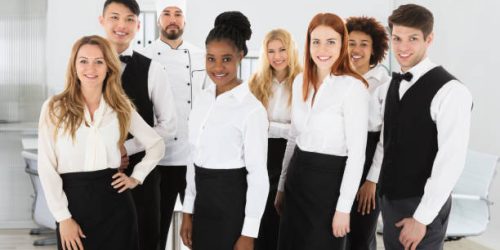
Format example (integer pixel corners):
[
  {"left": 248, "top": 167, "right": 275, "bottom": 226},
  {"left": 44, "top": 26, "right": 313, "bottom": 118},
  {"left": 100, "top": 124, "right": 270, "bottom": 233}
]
[
  {"left": 38, "top": 97, "right": 165, "bottom": 222},
  {"left": 367, "top": 57, "right": 473, "bottom": 225},
  {"left": 366, "top": 65, "right": 390, "bottom": 132},
  {"left": 120, "top": 47, "right": 177, "bottom": 163},
  {"left": 183, "top": 81, "right": 270, "bottom": 238},
  {"left": 268, "top": 78, "right": 292, "bottom": 139},
  {"left": 278, "top": 73, "right": 369, "bottom": 213},
  {"left": 140, "top": 39, "right": 206, "bottom": 166}
]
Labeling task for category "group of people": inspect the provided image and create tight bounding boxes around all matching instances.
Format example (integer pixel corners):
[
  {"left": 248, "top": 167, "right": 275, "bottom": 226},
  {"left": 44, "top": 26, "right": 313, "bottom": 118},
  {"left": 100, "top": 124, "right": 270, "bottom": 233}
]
[{"left": 37, "top": 0, "right": 473, "bottom": 250}]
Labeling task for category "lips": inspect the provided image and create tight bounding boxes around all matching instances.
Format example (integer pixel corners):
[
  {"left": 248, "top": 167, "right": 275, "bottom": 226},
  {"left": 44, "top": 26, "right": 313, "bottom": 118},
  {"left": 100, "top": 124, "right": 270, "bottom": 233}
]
[
  {"left": 317, "top": 56, "right": 332, "bottom": 62},
  {"left": 398, "top": 53, "right": 411, "bottom": 59},
  {"left": 113, "top": 31, "right": 128, "bottom": 38},
  {"left": 212, "top": 73, "right": 227, "bottom": 79},
  {"left": 83, "top": 74, "right": 99, "bottom": 80}
]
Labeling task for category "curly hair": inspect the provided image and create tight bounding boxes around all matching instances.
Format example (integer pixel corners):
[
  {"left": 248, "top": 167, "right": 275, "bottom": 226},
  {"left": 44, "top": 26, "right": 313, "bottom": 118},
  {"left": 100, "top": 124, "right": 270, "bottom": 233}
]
[{"left": 346, "top": 16, "right": 389, "bottom": 66}]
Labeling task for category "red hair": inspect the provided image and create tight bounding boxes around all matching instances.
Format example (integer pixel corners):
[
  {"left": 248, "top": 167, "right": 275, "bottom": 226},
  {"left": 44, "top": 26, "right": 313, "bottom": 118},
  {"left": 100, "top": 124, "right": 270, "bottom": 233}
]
[{"left": 303, "top": 13, "right": 367, "bottom": 101}]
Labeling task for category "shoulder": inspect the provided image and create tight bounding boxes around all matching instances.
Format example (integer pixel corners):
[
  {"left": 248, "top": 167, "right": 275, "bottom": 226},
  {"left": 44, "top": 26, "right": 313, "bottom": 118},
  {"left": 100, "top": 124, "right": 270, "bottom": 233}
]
[
  {"left": 438, "top": 79, "right": 473, "bottom": 103},
  {"left": 182, "top": 41, "right": 204, "bottom": 53}
]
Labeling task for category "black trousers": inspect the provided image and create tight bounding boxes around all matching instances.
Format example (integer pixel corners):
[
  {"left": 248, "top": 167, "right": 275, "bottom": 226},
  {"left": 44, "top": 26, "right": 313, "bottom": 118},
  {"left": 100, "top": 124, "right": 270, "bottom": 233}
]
[
  {"left": 158, "top": 166, "right": 186, "bottom": 250},
  {"left": 57, "top": 168, "right": 139, "bottom": 250},
  {"left": 126, "top": 155, "right": 161, "bottom": 250},
  {"left": 278, "top": 147, "right": 347, "bottom": 250},
  {"left": 192, "top": 166, "right": 247, "bottom": 250},
  {"left": 256, "top": 138, "right": 287, "bottom": 250},
  {"left": 347, "top": 132, "right": 381, "bottom": 250},
  {"left": 381, "top": 195, "right": 451, "bottom": 250}
]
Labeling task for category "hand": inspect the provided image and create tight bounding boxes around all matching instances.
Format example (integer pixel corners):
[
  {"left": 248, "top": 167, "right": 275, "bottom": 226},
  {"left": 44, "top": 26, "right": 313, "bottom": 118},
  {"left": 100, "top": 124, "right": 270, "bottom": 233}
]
[
  {"left": 59, "top": 218, "right": 86, "bottom": 250},
  {"left": 356, "top": 180, "right": 377, "bottom": 215},
  {"left": 118, "top": 145, "right": 129, "bottom": 172},
  {"left": 180, "top": 213, "right": 193, "bottom": 249},
  {"left": 274, "top": 191, "right": 284, "bottom": 215},
  {"left": 111, "top": 172, "right": 139, "bottom": 193},
  {"left": 234, "top": 235, "right": 254, "bottom": 250},
  {"left": 332, "top": 211, "right": 350, "bottom": 238},
  {"left": 395, "top": 217, "right": 426, "bottom": 250}
]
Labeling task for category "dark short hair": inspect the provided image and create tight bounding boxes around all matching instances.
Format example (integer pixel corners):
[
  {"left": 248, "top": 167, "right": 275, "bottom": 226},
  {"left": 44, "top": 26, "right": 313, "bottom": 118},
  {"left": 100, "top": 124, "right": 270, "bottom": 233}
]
[
  {"left": 388, "top": 4, "right": 433, "bottom": 38},
  {"left": 346, "top": 16, "right": 389, "bottom": 66},
  {"left": 103, "top": 0, "right": 140, "bottom": 16},
  {"left": 205, "top": 11, "right": 252, "bottom": 56}
]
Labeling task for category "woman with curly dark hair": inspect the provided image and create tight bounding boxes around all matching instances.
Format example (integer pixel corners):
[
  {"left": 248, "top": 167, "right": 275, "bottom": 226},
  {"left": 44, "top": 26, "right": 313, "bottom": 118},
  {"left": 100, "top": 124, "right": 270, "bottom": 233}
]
[{"left": 345, "top": 16, "right": 389, "bottom": 250}]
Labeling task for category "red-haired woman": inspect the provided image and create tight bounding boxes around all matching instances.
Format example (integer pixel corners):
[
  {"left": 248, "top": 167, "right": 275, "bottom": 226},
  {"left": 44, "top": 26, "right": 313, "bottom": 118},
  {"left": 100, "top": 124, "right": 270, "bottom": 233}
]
[{"left": 276, "top": 13, "right": 369, "bottom": 250}]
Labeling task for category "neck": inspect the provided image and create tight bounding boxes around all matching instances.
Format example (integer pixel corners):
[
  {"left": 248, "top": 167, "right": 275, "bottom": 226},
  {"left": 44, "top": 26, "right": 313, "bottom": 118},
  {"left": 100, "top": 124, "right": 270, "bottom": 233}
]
[
  {"left": 274, "top": 69, "right": 287, "bottom": 83},
  {"left": 82, "top": 86, "right": 102, "bottom": 110},
  {"left": 161, "top": 36, "right": 183, "bottom": 49},
  {"left": 113, "top": 43, "right": 130, "bottom": 55},
  {"left": 216, "top": 79, "right": 241, "bottom": 97},
  {"left": 357, "top": 64, "right": 370, "bottom": 75},
  {"left": 316, "top": 68, "right": 330, "bottom": 87}
]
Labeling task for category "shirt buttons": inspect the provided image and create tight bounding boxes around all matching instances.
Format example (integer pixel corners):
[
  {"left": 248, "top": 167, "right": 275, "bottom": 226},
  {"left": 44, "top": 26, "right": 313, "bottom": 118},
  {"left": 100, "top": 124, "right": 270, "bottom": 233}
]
[
  {"left": 187, "top": 100, "right": 191, "bottom": 104},
  {"left": 184, "top": 50, "right": 188, "bottom": 54},
  {"left": 186, "top": 65, "right": 190, "bottom": 69},
  {"left": 187, "top": 82, "right": 191, "bottom": 86},
  {"left": 174, "top": 137, "right": 178, "bottom": 141},
  {"left": 157, "top": 52, "right": 161, "bottom": 55}
]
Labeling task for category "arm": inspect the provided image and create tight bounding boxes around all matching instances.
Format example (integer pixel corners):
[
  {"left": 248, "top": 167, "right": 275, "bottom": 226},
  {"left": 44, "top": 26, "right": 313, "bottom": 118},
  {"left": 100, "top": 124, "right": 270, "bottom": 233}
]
[
  {"left": 241, "top": 107, "right": 270, "bottom": 238},
  {"left": 124, "top": 62, "right": 177, "bottom": 155},
  {"left": 127, "top": 110, "right": 165, "bottom": 183}
]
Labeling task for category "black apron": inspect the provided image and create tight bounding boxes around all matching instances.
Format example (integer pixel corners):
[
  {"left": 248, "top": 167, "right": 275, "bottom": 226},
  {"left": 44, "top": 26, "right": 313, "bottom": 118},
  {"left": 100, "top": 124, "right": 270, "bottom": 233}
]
[
  {"left": 57, "top": 168, "right": 139, "bottom": 250},
  {"left": 192, "top": 165, "right": 247, "bottom": 250},
  {"left": 256, "top": 138, "right": 287, "bottom": 250},
  {"left": 278, "top": 146, "right": 347, "bottom": 250},
  {"left": 348, "top": 131, "right": 381, "bottom": 250}
]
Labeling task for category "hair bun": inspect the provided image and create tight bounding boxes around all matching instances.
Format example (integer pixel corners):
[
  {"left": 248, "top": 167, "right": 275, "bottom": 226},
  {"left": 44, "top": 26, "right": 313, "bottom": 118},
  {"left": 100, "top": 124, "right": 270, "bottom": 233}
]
[{"left": 214, "top": 11, "right": 252, "bottom": 41}]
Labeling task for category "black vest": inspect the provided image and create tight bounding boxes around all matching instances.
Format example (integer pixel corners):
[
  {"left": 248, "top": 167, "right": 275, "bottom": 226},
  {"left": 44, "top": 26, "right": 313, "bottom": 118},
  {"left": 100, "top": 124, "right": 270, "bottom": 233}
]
[
  {"left": 379, "top": 66, "right": 457, "bottom": 199},
  {"left": 121, "top": 52, "right": 154, "bottom": 170}
]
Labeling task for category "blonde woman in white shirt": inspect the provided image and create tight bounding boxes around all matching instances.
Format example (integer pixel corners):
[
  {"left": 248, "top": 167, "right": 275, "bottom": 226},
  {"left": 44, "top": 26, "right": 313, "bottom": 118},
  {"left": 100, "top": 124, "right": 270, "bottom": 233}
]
[
  {"left": 276, "top": 13, "right": 369, "bottom": 250},
  {"left": 38, "top": 35, "right": 164, "bottom": 250},
  {"left": 248, "top": 28, "right": 301, "bottom": 250}
]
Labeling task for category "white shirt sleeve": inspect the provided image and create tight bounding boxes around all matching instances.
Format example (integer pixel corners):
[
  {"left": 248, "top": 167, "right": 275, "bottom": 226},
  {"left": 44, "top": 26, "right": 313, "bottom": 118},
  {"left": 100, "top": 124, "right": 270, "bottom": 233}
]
[
  {"left": 413, "top": 81, "right": 472, "bottom": 225},
  {"left": 127, "top": 109, "right": 166, "bottom": 183},
  {"left": 182, "top": 153, "right": 196, "bottom": 214},
  {"left": 241, "top": 107, "right": 270, "bottom": 238},
  {"left": 336, "top": 83, "right": 369, "bottom": 213},
  {"left": 37, "top": 101, "right": 72, "bottom": 222},
  {"left": 124, "top": 62, "right": 177, "bottom": 155},
  {"left": 366, "top": 83, "right": 388, "bottom": 183}
]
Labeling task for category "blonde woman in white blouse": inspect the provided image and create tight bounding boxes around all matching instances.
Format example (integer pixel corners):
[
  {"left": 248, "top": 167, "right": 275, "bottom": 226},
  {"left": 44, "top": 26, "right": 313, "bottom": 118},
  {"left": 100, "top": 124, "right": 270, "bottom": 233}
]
[
  {"left": 276, "top": 13, "right": 369, "bottom": 250},
  {"left": 38, "top": 35, "right": 164, "bottom": 250},
  {"left": 248, "top": 28, "right": 301, "bottom": 250}
]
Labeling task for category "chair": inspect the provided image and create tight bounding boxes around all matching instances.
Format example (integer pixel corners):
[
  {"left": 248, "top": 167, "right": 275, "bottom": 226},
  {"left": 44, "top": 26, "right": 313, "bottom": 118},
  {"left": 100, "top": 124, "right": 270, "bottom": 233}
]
[
  {"left": 22, "top": 149, "right": 58, "bottom": 246},
  {"left": 446, "top": 150, "right": 498, "bottom": 239}
]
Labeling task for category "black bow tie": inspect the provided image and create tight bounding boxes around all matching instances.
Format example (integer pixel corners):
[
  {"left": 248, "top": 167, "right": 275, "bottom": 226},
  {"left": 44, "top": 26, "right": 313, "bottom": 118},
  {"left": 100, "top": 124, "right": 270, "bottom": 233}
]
[
  {"left": 119, "top": 55, "right": 133, "bottom": 64},
  {"left": 392, "top": 72, "right": 413, "bottom": 82}
]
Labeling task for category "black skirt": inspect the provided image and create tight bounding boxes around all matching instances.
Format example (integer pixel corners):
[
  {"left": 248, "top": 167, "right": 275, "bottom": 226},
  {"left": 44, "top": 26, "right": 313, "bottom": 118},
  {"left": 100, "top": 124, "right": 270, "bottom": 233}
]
[
  {"left": 192, "top": 165, "right": 247, "bottom": 250},
  {"left": 278, "top": 147, "right": 347, "bottom": 250},
  {"left": 56, "top": 168, "right": 139, "bottom": 250},
  {"left": 256, "top": 138, "right": 287, "bottom": 250}
]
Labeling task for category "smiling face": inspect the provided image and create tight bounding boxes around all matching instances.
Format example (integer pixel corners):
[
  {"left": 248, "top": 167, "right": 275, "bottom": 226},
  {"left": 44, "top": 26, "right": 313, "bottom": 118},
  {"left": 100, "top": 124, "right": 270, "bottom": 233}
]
[
  {"left": 158, "top": 6, "right": 185, "bottom": 41},
  {"left": 391, "top": 25, "right": 433, "bottom": 72},
  {"left": 309, "top": 25, "right": 342, "bottom": 77},
  {"left": 206, "top": 40, "right": 243, "bottom": 94},
  {"left": 99, "top": 2, "right": 140, "bottom": 53},
  {"left": 75, "top": 44, "right": 107, "bottom": 91},
  {"left": 348, "top": 31, "right": 373, "bottom": 74},
  {"left": 266, "top": 39, "right": 289, "bottom": 75}
]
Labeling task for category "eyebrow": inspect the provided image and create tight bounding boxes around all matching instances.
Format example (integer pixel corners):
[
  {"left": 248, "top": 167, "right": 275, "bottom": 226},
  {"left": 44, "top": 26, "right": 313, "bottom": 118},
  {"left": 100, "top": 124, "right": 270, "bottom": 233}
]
[{"left": 77, "top": 56, "right": 104, "bottom": 59}]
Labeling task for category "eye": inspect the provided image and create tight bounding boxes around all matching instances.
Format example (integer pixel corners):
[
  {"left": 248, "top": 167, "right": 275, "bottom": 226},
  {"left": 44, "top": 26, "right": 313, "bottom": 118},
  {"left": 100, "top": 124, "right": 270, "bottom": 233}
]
[
  {"left": 327, "top": 40, "right": 336, "bottom": 45},
  {"left": 279, "top": 48, "right": 286, "bottom": 52},
  {"left": 267, "top": 50, "right": 274, "bottom": 54},
  {"left": 79, "top": 59, "right": 88, "bottom": 64},
  {"left": 222, "top": 57, "right": 231, "bottom": 62},
  {"left": 392, "top": 36, "right": 401, "bottom": 42},
  {"left": 206, "top": 56, "right": 215, "bottom": 62},
  {"left": 311, "top": 40, "right": 319, "bottom": 45},
  {"left": 110, "top": 16, "right": 118, "bottom": 20},
  {"left": 175, "top": 13, "right": 182, "bottom": 17},
  {"left": 348, "top": 41, "right": 356, "bottom": 47},
  {"left": 361, "top": 42, "right": 368, "bottom": 47},
  {"left": 410, "top": 37, "right": 418, "bottom": 41},
  {"left": 96, "top": 60, "right": 105, "bottom": 65},
  {"left": 127, "top": 17, "right": 135, "bottom": 22}
]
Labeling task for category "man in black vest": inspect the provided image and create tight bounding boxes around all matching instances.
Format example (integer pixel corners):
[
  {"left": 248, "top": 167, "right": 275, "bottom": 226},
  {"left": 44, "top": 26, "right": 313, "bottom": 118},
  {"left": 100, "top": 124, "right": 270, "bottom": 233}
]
[
  {"left": 99, "top": 1, "right": 177, "bottom": 250},
  {"left": 368, "top": 4, "right": 473, "bottom": 250}
]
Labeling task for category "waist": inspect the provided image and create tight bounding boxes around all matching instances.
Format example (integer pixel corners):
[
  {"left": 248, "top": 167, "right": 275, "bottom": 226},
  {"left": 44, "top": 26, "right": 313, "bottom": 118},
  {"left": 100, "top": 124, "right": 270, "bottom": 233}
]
[
  {"left": 294, "top": 146, "right": 347, "bottom": 166},
  {"left": 194, "top": 165, "right": 247, "bottom": 177},
  {"left": 60, "top": 168, "right": 117, "bottom": 188}
]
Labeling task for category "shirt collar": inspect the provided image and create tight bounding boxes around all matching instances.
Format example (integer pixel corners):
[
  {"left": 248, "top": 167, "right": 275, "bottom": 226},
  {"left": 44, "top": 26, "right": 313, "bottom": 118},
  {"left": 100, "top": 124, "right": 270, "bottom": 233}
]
[
  {"left": 401, "top": 57, "right": 437, "bottom": 83},
  {"left": 158, "top": 38, "right": 185, "bottom": 50},
  {"left": 120, "top": 46, "right": 134, "bottom": 57},
  {"left": 83, "top": 95, "right": 107, "bottom": 126},
  {"left": 364, "top": 65, "right": 389, "bottom": 82},
  {"left": 204, "top": 80, "right": 248, "bottom": 103}
]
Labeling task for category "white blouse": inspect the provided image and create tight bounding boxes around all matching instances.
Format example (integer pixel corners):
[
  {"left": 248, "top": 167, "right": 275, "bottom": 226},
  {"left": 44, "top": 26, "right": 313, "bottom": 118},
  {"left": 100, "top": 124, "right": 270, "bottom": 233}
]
[
  {"left": 37, "top": 97, "right": 165, "bottom": 222},
  {"left": 183, "top": 81, "right": 270, "bottom": 238},
  {"left": 267, "top": 78, "right": 292, "bottom": 139},
  {"left": 278, "top": 73, "right": 369, "bottom": 213},
  {"left": 366, "top": 65, "right": 390, "bottom": 132}
]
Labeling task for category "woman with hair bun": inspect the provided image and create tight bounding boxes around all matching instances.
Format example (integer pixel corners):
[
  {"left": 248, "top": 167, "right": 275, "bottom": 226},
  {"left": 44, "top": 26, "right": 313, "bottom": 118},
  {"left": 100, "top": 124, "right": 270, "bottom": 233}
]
[{"left": 180, "top": 11, "right": 269, "bottom": 250}]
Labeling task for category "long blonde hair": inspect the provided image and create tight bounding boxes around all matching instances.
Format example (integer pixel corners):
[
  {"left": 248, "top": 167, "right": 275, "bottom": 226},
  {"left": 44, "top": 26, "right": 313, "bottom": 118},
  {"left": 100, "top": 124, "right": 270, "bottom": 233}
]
[
  {"left": 48, "top": 35, "right": 132, "bottom": 145},
  {"left": 249, "top": 29, "right": 302, "bottom": 108}
]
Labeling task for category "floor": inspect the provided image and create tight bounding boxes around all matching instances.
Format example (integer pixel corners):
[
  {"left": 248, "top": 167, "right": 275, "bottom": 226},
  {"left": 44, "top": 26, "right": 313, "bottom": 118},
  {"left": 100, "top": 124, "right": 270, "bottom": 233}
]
[{"left": 0, "top": 229, "right": 494, "bottom": 250}]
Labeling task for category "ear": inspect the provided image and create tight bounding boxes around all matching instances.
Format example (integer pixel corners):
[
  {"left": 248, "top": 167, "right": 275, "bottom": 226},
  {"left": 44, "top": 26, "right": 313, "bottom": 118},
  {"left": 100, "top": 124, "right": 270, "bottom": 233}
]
[
  {"left": 425, "top": 32, "right": 434, "bottom": 46},
  {"left": 137, "top": 19, "right": 141, "bottom": 31},
  {"left": 98, "top": 15, "right": 104, "bottom": 26}
]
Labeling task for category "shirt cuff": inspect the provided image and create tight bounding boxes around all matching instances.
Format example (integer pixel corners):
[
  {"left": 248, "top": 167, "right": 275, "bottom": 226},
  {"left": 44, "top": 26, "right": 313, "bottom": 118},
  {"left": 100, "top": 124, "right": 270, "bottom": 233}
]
[
  {"left": 335, "top": 196, "right": 353, "bottom": 213},
  {"left": 53, "top": 208, "right": 72, "bottom": 222},
  {"left": 413, "top": 203, "right": 438, "bottom": 225},
  {"left": 277, "top": 177, "right": 285, "bottom": 192},
  {"left": 130, "top": 168, "right": 148, "bottom": 184},
  {"left": 182, "top": 195, "right": 195, "bottom": 214},
  {"left": 241, "top": 216, "right": 261, "bottom": 238},
  {"left": 366, "top": 166, "right": 380, "bottom": 183}
]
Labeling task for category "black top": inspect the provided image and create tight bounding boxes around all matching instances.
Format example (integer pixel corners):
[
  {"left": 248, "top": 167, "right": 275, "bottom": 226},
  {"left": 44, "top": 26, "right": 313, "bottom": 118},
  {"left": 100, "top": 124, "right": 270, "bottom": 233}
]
[{"left": 379, "top": 66, "right": 457, "bottom": 199}]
